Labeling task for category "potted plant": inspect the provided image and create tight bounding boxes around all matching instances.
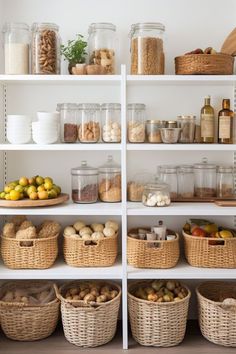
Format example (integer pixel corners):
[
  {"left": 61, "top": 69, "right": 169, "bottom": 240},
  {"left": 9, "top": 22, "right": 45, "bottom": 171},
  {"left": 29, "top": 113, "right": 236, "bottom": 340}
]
[{"left": 61, "top": 34, "right": 87, "bottom": 75}]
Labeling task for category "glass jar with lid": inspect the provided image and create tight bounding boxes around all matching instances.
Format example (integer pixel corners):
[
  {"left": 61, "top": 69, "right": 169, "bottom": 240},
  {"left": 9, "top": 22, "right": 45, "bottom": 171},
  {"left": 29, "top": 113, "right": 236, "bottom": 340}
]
[
  {"left": 217, "top": 166, "right": 234, "bottom": 198},
  {"left": 145, "top": 120, "right": 166, "bottom": 143},
  {"left": 177, "top": 115, "right": 196, "bottom": 143},
  {"left": 58, "top": 103, "right": 78, "bottom": 143},
  {"left": 31, "top": 22, "right": 61, "bottom": 74},
  {"left": 130, "top": 22, "right": 165, "bottom": 75},
  {"left": 142, "top": 181, "right": 171, "bottom": 207},
  {"left": 88, "top": 23, "right": 117, "bottom": 74},
  {"left": 177, "top": 165, "right": 194, "bottom": 198},
  {"left": 159, "top": 165, "right": 178, "bottom": 199},
  {"left": 78, "top": 104, "right": 101, "bottom": 143},
  {"left": 128, "top": 171, "right": 153, "bottom": 202},
  {"left": 194, "top": 158, "right": 217, "bottom": 198},
  {"left": 101, "top": 103, "right": 121, "bottom": 143},
  {"left": 71, "top": 161, "right": 98, "bottom": 203},
  {"left": 127, "top": 103, "right": 146, "bottom": 143},
  {"left": 3, "top": 23, "right": 30, "bottom": 74},
  {"left": 98, "top": 155, "right": 121, "bottom": 202}
]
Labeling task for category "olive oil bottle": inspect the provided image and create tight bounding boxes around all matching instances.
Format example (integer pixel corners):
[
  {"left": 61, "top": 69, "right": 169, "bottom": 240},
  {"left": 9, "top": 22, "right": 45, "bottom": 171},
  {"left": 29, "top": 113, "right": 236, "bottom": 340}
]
[
  {"left": 218, "top": 99, "right": 234, "bottom": 144},
  {"left": 200, "top": 96, "right": 215, "bottom": 143}
]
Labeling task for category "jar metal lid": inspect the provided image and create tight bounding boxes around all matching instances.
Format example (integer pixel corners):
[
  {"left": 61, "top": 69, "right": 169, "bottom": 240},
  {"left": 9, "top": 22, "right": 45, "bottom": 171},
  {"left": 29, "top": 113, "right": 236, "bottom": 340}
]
[
  {"left": 60, "top": 103, "right": 78, "bottom": 110},
  {"left": 127, "top": 103, "right": 146, "bottom": 110},
  {"left": 71, "top": 161, "right": 98, "bottom": 176},
  {"left": 194, "top": 163, "right": 217, "bottom": 169},
  {"left": 3, "top": 22, "right": 29, "bottom": 32},
  {"left": 99, "top": 155, "right": 121, "bottom": 173},
  {"left": 88, "top": 23, "right": 116, "bottom": 34},
  {"left": 218, "top": 166, "right": 233, "bottom": 173},
  {"left": 31, "top": 23, "right": 59, "bottom": 31},
  {"left": 130, "top": 22, "right": 165, "bottom": 36},
  {"left": 101, "top": 103, "right": 121, "bottom": 110},
  {"left": 178, "top": 165, "right": 194, "bottom": 173},
  {"left": 78, "top": 103, "right": 100, "bottom": 110}
]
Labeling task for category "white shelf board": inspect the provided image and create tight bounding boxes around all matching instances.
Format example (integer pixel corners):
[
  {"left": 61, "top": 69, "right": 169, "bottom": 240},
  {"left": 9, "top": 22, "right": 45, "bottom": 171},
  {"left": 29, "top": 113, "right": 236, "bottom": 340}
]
[
  {"left": 127, "top": 202, "right": 236, "bottom": 216},
  {"left": 0, "top": 143, "right": 121, "bottom": 151},
  {"left": 0, "top": 259, "right": 122, "bottom": 280},
  {"left": 128, "top": 261, "right": 236, "bottom": 279},
  {"left": 0, "top": 202, "right": 122, "bottom": 216},
  {"left": 127, "top": 143, "right": 236, "bottom": 151}
]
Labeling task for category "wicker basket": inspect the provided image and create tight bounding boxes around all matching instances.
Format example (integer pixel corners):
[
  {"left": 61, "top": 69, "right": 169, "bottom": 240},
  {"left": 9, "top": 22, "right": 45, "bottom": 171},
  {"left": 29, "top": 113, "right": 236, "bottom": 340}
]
[
  {"left": 0, "top": 281, "right": 60, "bottom": 341},
  {"left": 128, "top": 281, "right": 191, "bottom": 347},
  {"left": 63, "top": 232, "right": 118, "bottom": 267},
  {"left": 175, "top": 53, "right": 234, "bottom": 75},
  {"left": 127, "top": 229, "right": 179, "bottom": 268},
  {"left": 197, "top": 281, "right": 236, "bottom": 346},
  {"left": 183, "top": 230, "right": 236, "bottom": 268},
  {"left": 1, "top": 233, "right": 59, "bottom": 269},
  {"left": 56, "top": 281, "right": 121, "bottom": 347}
]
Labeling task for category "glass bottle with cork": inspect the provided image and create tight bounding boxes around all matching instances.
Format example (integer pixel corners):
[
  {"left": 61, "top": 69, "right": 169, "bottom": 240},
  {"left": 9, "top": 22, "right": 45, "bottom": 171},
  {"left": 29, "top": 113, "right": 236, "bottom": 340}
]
[
  {"left": 218, "top": 99, "right": 234, "bottom": 144},
  {"left": 200, "top": 96, "right": 215, "bottom": 143}
]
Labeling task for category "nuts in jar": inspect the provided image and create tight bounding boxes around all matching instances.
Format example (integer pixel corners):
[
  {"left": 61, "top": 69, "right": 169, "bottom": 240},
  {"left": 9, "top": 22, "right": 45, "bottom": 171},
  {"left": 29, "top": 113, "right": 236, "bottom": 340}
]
[
  {"left": 127, "top": 172, "right": 153, "bottom": 202},
  {"left": 64, "top": 123, "right": 78, "bottom": 143},
  {"left": 145, "top": 120, "right": 166, "bottom": 143},
  {"left": 142, "top": 182, "right": 171, "bottom": 207},
  {"left": 90, "top": 49, "right": 115, "bottom": 74},
  {"left": 101, "top": 103, "right": 121, "bottom": 143},
  {"left": 127, "top": 103, "right": 146, "bottom": 143},
  {"left": 78, "top": 104, "right": 100, "bottom": 143},
  {"left": 99, "top": 156, "right": 121, "bottom": 202}
]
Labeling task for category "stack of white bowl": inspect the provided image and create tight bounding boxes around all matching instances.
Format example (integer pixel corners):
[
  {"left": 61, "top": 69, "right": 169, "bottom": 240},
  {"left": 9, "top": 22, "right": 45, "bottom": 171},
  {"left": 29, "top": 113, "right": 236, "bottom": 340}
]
[
  {"left": 7, "top": 115, "right": 32, "bottom": 144},
  {"left": 32, "top": 112, "right": 59, "bottom": 144}
]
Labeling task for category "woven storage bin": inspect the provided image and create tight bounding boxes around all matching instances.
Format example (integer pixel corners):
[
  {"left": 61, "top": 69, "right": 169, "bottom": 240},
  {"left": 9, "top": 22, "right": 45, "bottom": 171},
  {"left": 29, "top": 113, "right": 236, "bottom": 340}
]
[
  {"left": 175, "top": 53, "right": 234, "bottom": 75},
  {"left": 183, "top": 230, "right": 236, "bottom": 268},
  {"left": 127, "top": 229, "right": 179, "bottom": 268},
  {"left": 128, "top": 281, "right": 191, "bottom": 347},
  {"left": 1, "top": 233, "right": 59, "bottom": 269},
  {"left": 0, "top": 281, "right": 60, "bottom": 341},
  {"left": 56, "top": 281, "right": 121, "bottom": 347},
  {"left": 197, "top": 281, "right": 236, "bottom": 346},
  {"left": 63, "top": 232, "right": 118, "bottom": 267}
]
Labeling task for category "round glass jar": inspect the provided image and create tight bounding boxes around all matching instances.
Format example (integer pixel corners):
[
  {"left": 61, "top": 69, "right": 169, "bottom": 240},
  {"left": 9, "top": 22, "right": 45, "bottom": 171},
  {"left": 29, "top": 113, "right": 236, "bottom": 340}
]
[
  {"left": 88, "top": 23, "right": 117, "bottom": 74},
  {"left": 78, "top": 103, "right": 101, "bottom": 143},
  {"left": 142, "top": 182, "right": 171, "bottom": 207},
  {"left": 217, "top": 166, "right": 234, "bottom": 198},
  {"left": 127, "top": 103, "right": 146, "bottom": 143},
  {"left": 31, "top": 22, "right": 61, "bottom": 74},
  {"left": 177, "top": 115, "right": 196, "bottom": 143},
  {"left": 101, "top": 103, "right": 121, "bottom": 143},
  {"left": 145, "top": 120, "right": 166, "bottom": 143},
  {"left": 166, "top": 121, "right": 177, "bottom": 128},
  {"left": 127, "top": 172, "right": 153, "bottom": 202},
  {"left": 58, "top": 103, "right": 78, "bottom": 143},
  {"left": 194, "top": 158, "right": 217, "bottom": 198},
  {"left": 159, "top": 165, "right": 178, "bottom": 199},
  {"left": 98, "top": 155, "right": 121, "bottom": 202},
  {"left": 3, "top": 23, "right": 30, "bottom": 74},
  {"left": 71, "top": 161, "right": 98, "bottom": 203},
  {"left": 177, "top": 165, "right": 194, "bottom": 198},
  {"left": 130, "top": 22, "right": 165, "bottom": 75}
]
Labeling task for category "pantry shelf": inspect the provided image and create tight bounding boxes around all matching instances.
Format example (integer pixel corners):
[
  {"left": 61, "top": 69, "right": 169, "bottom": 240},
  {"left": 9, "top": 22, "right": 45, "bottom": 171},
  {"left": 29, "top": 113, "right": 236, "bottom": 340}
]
[
  {"left": 127, "top": 143, "right": 236, "bottom": 151},
  {"left": 0, "top": 143, "right": 122, "bottom": 151}
]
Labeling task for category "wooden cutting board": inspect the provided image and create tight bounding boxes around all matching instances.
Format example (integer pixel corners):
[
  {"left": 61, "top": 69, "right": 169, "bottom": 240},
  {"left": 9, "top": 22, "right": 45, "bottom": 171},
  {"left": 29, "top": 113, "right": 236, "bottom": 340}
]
[
  {"left": 215, "top": 200, "right": 236, "bottom": 207},
  {"left": 221, "top": 28, "right": 236, "bottom": 56},
  {"left": 0, "top": 193, "right": 69, "bottom": 208}
]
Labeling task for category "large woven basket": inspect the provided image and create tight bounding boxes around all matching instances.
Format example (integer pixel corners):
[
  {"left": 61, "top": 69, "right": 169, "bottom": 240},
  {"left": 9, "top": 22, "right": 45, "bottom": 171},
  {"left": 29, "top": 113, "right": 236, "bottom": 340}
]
[
  {"left": 197, "top": 281, "right": 236, "bottom": 346},
  {"left": 1, "top": 233, "right": 59, "bottom": 269},
  {"left": 127, "top": 229, "right": 179, "bottom": 268},
  {"left": 56, "top": 281, "right": 121, "bottom": 347},
  {"left": 183, "top": 230, "right": 236, "bottom": 268},
  {"left": 63, "top": 232, "right": 118, "bottom": 267},
  {"left": 175, "top": 53, "right": 234, "bottom": 75},
  {"left": 128, "top": 281, "right": 191, "bottom": 347},
  {"left": 0, "top": 281, "right": 60, "bottom": 341}
]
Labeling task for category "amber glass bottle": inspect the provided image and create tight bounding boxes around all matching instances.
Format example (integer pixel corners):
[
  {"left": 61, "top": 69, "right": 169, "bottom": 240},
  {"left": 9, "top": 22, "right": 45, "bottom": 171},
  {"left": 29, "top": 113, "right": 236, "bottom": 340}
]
[
  {"left": 218, "top": 99, "right": 234, "bottom": 144},
  {"left": 200, "top": 96, "right": 215, "bottom": 143}
]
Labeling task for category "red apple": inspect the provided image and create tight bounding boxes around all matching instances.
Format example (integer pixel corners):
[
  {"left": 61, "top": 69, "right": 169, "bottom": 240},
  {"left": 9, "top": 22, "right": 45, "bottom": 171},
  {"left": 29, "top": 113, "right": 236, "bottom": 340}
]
[{"left": 192, "top": 227, "right": 207, "bottom": 237}]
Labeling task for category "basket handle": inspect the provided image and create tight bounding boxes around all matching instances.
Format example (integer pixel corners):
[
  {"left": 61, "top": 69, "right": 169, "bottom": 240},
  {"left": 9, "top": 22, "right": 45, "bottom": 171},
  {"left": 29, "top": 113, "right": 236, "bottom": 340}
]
[
  {"left": 146, "top": 240, "right": 164, "bottom": 249},
  {"left": 207, "top": 239, "right": 225, "bottom": 247},
  {"left": 19, "top": 240, "right": 35, "bottom": 248},
  {"left": 82, "top": 240, "right": 100, "bottom": 248}
]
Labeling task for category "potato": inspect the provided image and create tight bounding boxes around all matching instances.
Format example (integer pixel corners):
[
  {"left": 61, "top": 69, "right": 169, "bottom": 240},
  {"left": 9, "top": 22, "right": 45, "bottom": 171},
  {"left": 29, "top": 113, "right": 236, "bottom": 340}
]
[
  {"left": 84, "top": 294, "right": 96, "bottom": 304},
  {"left": 96, "top": 294, "right": 107, "bottom": 303},
  {"left": 64, "top": 226, "right": 76, "bottom": 236},
  {"left": 166, "top": 281, "right": 175, "bottom": 291},
  {"left": 91, "top": 223, "right": 104, "bottom": 233},
  {"left": 105, "top": 220, "right": 119, "bottom": 232},
  {"left": 103, "top": 227, "right": 115, "bottom": 237},
  {"left": 147, "top": 293, "right": 158, "bottom": 302},
  {"left": 79, "top": 227, "right": 93, "bottom": 236},
  {"left": 151, "top": 280, "right": 164, "bottom": 292},
  {"left": 73, "top": 221, "right": 86, "bottom": 232}
]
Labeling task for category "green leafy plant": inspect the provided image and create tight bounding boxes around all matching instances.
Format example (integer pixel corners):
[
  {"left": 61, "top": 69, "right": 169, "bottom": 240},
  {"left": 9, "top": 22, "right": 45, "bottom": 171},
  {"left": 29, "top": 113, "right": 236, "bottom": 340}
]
[{"left": 61, "top": 34, "right": 87, "bottom": 66}]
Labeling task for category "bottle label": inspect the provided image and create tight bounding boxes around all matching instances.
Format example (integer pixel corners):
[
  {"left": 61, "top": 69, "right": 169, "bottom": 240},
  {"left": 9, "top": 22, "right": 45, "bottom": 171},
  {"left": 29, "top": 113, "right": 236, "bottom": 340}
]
[
  {"left": 201, "top": 114, "right": 214, "bottom": 138},
  {"left": 219, "top": 116, "right": 231, "bottom": 139}
]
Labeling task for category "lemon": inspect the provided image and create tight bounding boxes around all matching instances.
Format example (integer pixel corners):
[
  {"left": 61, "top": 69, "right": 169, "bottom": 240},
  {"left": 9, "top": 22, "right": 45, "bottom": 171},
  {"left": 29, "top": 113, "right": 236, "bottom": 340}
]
[
  {"left": 44, "top": 181, "right": 53, "bottom": 190},
  {"left": 5, "top": 193, "right": 11, "bottom": 200},
  {"left": 27, "top": 185, "right": 37, "bottom": 196},
  {"left": 19, "top": 177, "right": 29, "bottom": 187},
  {"left": 37, "top": 185, "right": 45, "bottom": 192},
  {"left": 4, "top": 184, "right": 14, "bottom": 193},
  {"left": 48, "top": 189, "right": 57, "bottom": 199},
  {"left": 38, "top": 191, "right": 48, "bottom": 200},
  {"left": 219, "top": 230, "right": 233, "bottom": 239},
  {"left": 15, "top": 185, "right": 24, "bottom": 193},
  {"left": 29, "top": 191, "right": 38, "bottom": 200},
  {"left": 9, "top": 190, "right": 21, "bottom": 201},
  {"left": 44, "top": 177, "right": 53, "bottom": 184},
  {"left": 36, "top": 176, "right": 44, "bottom": 185},
  {"left": 0, "top": 192, "right": 5, "bottom": 199}
]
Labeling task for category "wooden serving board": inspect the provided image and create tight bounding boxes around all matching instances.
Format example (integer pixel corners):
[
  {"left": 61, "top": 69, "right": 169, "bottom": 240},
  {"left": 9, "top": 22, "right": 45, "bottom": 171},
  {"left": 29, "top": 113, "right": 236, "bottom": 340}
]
[
  {"left": 0, "top": 193, "right": 69, "bottom": 208},
  {"left": 172, "top": 197, "right": 236, "bottom": 203},
  {"left": 214, "top": 200, "right": 236, "bottom": 207},
  {"left": 221, "top": 27, "right": 236, "bottom": 56}
]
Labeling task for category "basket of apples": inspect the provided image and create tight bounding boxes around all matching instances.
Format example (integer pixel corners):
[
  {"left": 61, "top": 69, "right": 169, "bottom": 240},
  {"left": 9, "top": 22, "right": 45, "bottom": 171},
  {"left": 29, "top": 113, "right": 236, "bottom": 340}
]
[{"left": 182, "top": 219, "right": 236, "bottom": 268}]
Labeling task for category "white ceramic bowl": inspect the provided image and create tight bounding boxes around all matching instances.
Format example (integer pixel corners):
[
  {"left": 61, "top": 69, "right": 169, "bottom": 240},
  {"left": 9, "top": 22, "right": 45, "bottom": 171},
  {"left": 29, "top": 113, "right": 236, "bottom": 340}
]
[
  {"left": 37, "top": 111, "right": 60, "bottom": 121},
  {"left": 7, "top": 115, "right": 31, "bottom": 124},
  {"left": 7, "top": 132, "right": 31, "bottom": 144}
]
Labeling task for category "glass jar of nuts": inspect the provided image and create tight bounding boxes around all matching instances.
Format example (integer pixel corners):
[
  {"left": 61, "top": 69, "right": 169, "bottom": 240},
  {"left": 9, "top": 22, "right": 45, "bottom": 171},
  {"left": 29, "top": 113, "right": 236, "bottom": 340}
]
[
  {"left": 71, "top": 161, "right": 98, "bottom": 203},
  {"left": 98, "top": 155, "right": 121, "bottom": 202},
  {"left": 78, "top": 103, "right": 101, "bottom": 143},
  {"left": 127, "top": 103, "right": 146, "bottom": 143},
  {"left": 58, "top": 103, "right": 79, "bottom": 143},
  {"left": 142, "top": 181, "right": 171, "bottom": 207},
  {"left": 101, "top": 103, "right": 121, "bottom": 143}
]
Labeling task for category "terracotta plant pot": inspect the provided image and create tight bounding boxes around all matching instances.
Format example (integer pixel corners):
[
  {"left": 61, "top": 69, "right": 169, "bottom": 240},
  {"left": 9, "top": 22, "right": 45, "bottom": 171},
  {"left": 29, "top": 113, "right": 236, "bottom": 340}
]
[{"left": 69, "top": 63, "right": 87, "bottom": 75}]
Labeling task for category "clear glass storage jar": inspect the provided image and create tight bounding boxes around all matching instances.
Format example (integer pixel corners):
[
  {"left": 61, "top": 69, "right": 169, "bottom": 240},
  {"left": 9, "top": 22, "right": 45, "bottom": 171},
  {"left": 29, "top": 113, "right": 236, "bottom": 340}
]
[
  {"left": 130, "top": 22, "right": 165, "bottom": 75},
  {"left": 177, "top": 165, "right": 194, "bottom": 198},
  {"left": 127, "top": 103, "right": 146, "bottom": 143},
  {"left": 177, "top": 115, "right": 196, "bottom": 143},
  {"left": 78, "top": 104, "right": 100, "bottom": 143},
  {"left": 142, "top": 181, "right": 171, "bottom": 207},
  {"left": 71, "top": 161, "right": 98, "bottom": 203},
  {"left": 194, "top": 158, "right": 217, "bottom": 198},
  {"left": 101, "top": 103, "right": 121, "bottom": 143},
  {"left": 58, "top": 103, "right": 78, "bottom": 143},
  {"left": 217, "top": 166, "right": 234, "bottom": 198},
  {"left": 127, "top": 172, "right": 153, "bottom": 202},
  {"left": 88, "top": 23, "right": 117, "bottom": 74},
  {"left": 145, "top": 120, "right": 166, "bottom": 143},
  {"left": 31, "top": 22, "right": 61, "bottom": 74},
  {"left": 159, "top": 165, "right": 178, "bottom": 199},
  {"left": 3, "top": 23, "right": 30, "bottom": 74},
  {"left": 98, "top": 155, "right": 121, "bottom": 202}
]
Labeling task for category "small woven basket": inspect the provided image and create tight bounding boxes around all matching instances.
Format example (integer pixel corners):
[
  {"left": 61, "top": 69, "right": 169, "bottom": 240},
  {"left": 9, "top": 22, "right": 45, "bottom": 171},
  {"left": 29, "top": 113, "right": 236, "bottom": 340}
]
[
  {"left": 197, "top": 281, "right": 236, "bottom": 346},
  {"left": 127, "top": 229, "right": 179, "bottom": 268},
  {"left": 56, "top": 281, "right": 121, "bottom": 348},
  {"left": 128, "top": 281, "right": 191, "bottom": 347},
  {"left": 1, "top": 233, "right": 59, "bottom": 269},
  {"left": 183, "top": 230, "right": 236, "bottom": 268},
  {"left": 0, "top": 281, "right": 60, "bottom": 341},
  {"left": 63, "top": 232, "right": 118, "bottom": 267},
  {"left": 175, "top": 53, "right": 234, "bottom": 75}
]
